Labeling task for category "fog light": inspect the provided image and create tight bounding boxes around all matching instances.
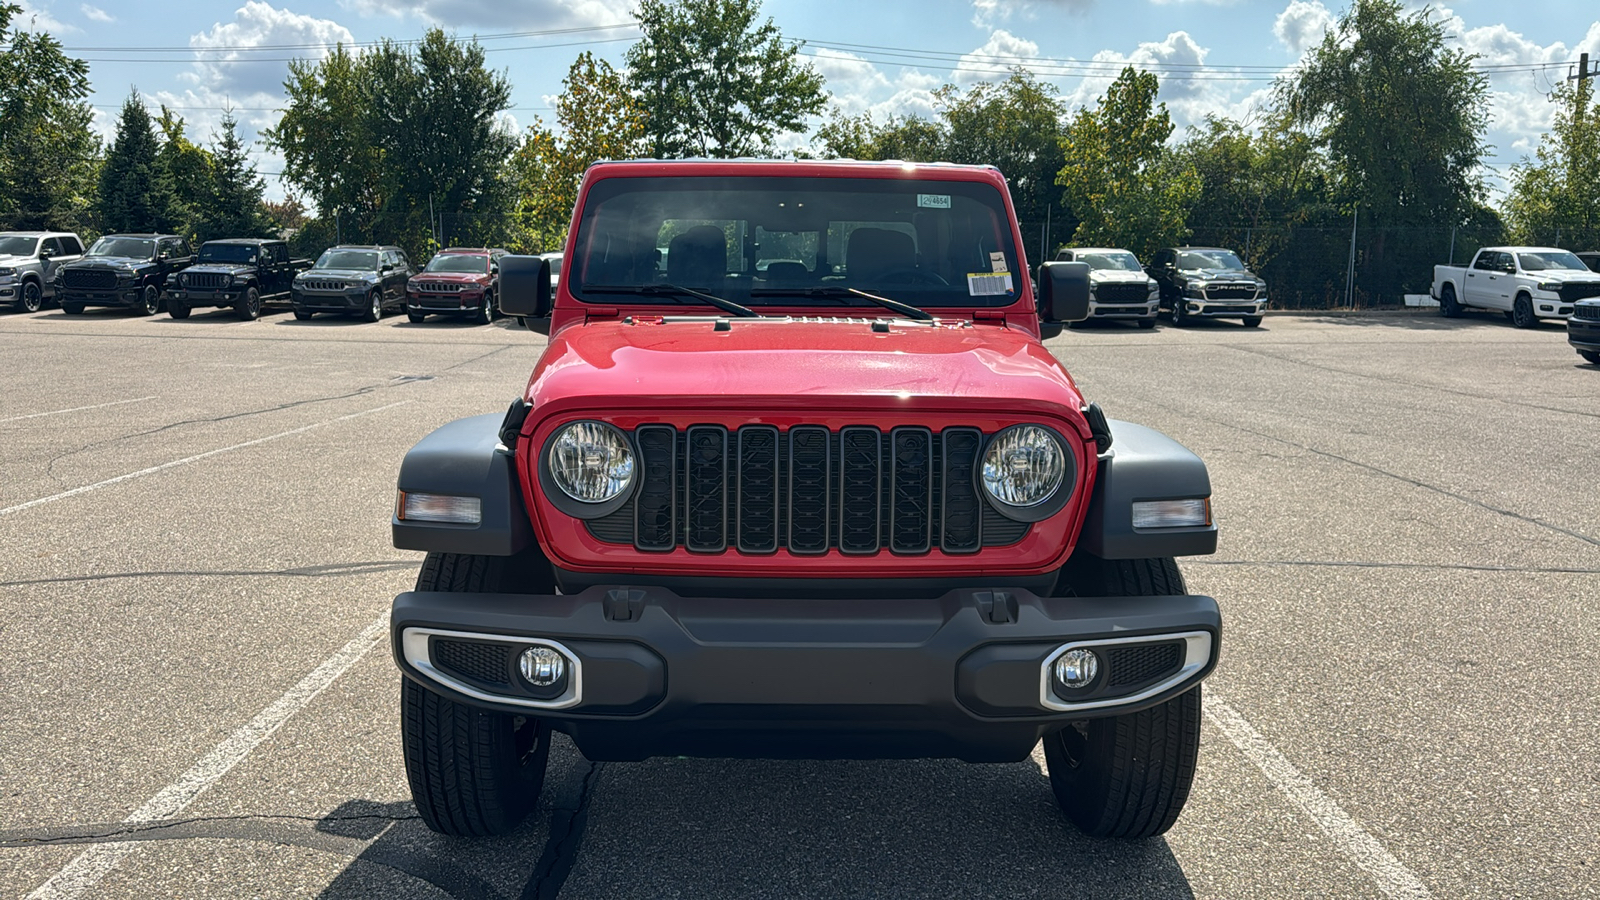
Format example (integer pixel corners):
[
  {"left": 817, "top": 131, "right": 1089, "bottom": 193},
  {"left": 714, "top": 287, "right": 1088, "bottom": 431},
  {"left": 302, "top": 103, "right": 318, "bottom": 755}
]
[
  {"left": 519, "top": 647, "right": 566, "bottom": 686},
  {"left": 1053, "top": 649, "right": 1100, "bottom": 689}
]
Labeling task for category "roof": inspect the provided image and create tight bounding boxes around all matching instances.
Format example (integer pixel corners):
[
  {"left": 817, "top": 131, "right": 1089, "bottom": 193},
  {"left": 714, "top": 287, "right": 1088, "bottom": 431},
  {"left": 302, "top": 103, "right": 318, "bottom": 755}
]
[
  {"left": 0, "top": 231, "right": 76, "bottom": 239},
  {"left": 584, "top": 158, "right": 1006, "bottom": 184},
  {"left": 103, "top": 233, "right": 183, "bottom": 240},
  {"left": 203, "top": 238, "right": 282, "bottom": 245},
  {"left": 437, "top": 247, "right": 493, "bottom": 255},
  {"left": 331, "top": 244, "right": 403, "bottom": 251}
]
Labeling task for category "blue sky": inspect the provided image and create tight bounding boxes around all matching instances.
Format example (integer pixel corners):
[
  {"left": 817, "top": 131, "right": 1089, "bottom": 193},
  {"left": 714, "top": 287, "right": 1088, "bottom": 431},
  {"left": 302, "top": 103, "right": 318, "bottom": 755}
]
[{"left": 13, "top": 0, "right": 1600, "bottom": 200}]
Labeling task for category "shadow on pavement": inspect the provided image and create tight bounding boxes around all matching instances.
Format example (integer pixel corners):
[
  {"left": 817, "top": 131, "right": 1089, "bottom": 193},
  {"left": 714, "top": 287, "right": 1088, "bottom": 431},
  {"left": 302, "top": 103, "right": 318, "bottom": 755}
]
[
  {"left": 1290, "top": 309, "right": 1568, "bottom": 331},
  {"left": 316, "top": 737, "right": 1195, "bottom": 900}
]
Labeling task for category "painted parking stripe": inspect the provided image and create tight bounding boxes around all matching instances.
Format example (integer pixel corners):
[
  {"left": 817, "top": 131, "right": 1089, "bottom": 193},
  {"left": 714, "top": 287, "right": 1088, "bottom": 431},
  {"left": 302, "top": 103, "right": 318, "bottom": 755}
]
[
  {"left": 0, "top": 401, "right": 410, "bottom": 516},
  {"left": 24, "top": 613, "right": 389, "bottom": 900},
  {"left": 0, "top": 396, "right": 156, "bottom": 425}
]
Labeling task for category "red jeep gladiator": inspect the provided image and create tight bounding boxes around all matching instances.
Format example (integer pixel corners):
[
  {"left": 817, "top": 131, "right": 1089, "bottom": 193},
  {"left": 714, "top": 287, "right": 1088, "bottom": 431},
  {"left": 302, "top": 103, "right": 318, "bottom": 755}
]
[{"left": 390, "top": 160, "right": 1220, "bottom": 840}]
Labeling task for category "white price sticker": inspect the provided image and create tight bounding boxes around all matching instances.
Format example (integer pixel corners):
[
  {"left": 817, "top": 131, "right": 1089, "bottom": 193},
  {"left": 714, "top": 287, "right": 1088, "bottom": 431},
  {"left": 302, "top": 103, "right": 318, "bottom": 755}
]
[{"left": 967, "top": 272, "right": 1014, "bottom": 296}]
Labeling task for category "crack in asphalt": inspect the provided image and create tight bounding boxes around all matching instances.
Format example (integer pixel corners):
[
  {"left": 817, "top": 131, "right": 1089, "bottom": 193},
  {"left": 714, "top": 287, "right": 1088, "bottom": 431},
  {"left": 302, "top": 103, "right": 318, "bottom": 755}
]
[
  {"left": 1190, "top": 559, "right": 1600, "bottom": 575},
  {"left": 521, "top": 762, "right": 603, "bottom": 900},
  {"left": 0, "top": 812, "right": 421, "bottom": 848},
  {"left": 0, "top": 560, "right": 418, "bottom": 588}
]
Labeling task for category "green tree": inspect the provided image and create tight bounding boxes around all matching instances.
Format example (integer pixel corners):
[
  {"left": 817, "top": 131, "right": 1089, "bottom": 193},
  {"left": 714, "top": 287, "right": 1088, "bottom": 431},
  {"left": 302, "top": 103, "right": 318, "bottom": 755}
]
[
  {"left": 197, "top": 112, "right": 271, "bottom": 241},
  {"left": 98, "top": 92, "right": 181, "bottom": 234},
  {"left": 1277, "top": 0, "right": 1490, "bottom": 298},
  {"left": 155, "top": 106, "right": 214, "bottom": 236},
  {"left": 627, "top": 0, "right": 826, "bottom": 158},
  {"left": 1057, "top": 67, "right": 1196, "bottom": 257},
  {"left": 0, "top": 3, "right": 100, "bottom": 231},
  {"left": 267, "top": 30, "right": 519, "bottom": 258},
  {"left": 937, "top": 69, "right": 1069, "bottom": 233},
  {"left": 813, "top": 110, "right": 946, "bottom": 162},
  {"left": 513, "top": 51, "right": 646, "bottom": 250},
  {"left": 1504, "top": 78, "right": 1599, "bottom": 249}
]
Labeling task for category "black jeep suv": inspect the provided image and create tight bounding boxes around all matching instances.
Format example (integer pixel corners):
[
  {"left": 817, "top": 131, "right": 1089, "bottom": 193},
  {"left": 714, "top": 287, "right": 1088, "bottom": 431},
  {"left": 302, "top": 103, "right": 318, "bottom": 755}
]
[
  {"left": 167, "top": 239, "right": 312, "bottom": 320},
  {"left": 290, "top": 245, "right": 413, "bottom": 322},
  {"left": 56, "top": 234, "right": 193, "bottom": 316}
]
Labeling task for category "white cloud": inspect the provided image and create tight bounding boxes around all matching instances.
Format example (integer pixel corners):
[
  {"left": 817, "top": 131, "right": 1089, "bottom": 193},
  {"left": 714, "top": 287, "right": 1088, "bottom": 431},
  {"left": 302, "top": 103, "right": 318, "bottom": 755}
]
[
  {"left": 1274, "top": 0, "right": 1333, "bottom": 55},
  {"left": 187, "top": 2, "right": 355, "bottom": 97},
  {"left": 80, "top": 3, "right": 112, "bottom": 22},
  {"left": 953, "top": 29, "right": 1041, "bottom": 83},
  {"left": 971, "top": 0, "right": 1094, "bottom": 28},
  {"left": 339, "top": 0, "right": 629, "bottom": 29},
  {"left": 11, "top": 1, "right": 75, "bottom": 32}
]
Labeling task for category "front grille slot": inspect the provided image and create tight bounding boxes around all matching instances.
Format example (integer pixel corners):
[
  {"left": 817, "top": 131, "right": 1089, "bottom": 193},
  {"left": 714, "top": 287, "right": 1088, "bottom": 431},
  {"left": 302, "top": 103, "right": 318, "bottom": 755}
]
[
  {"left": 1107, "top": 642, "right": 1183, "bottom": 687},
  {"left": 1095, "top": 283, "right": 1148, "bottom": 304},
  {"left": 1561, "top": 283, "right": 1600, "bottom": 303},
  {"left": 64, "top": 269, "right": 116, "bottom": 290},
  {"left": 302, "top": 280, "right": 347, "bottom": 292},
  {"left": 596, "top": 425, "right": 1035, "bottom": 554},
  {"left": 1573, "top": 302, "right": 1600, "bottom": 322},
  {"left": 434, "top": 639, "right": 511, "bottom": 687},
  {"left": 188, "top": 272, "right": 230, "bottom": 289},
  {"left": 418, "top": 282, "right": 465, "bottom": 293},
  {"left": 1204, "top": 284, "right": 1257, "bottom": 300}
]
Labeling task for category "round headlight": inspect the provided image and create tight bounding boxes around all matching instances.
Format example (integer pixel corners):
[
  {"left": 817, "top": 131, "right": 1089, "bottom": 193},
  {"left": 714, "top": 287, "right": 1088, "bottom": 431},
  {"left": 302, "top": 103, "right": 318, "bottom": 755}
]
[
  {"left": 548, "top": 422, "right": 634, "bottom": 504},
  {"left": 981, "top": 425, "right": 1067, "bottom": 509}
]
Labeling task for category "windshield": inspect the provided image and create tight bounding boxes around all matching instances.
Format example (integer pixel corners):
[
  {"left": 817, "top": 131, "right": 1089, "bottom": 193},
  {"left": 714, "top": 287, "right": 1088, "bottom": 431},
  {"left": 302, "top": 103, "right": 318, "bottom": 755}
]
[
  {"left": 0, "top": 235, "right": 40, "bottom": 256},
  {"left": 424, "top": 254, "right": 488, "bottom": 274},
  {"left": 1079, "top": 250, "right": 1143, "bottom": 272},
  {"left": 315, "top": 250, "right": 379, "bottom": 270},
  {"left": 570, "top": 175, "right": 1022, "bottom": 309},
  {"left": 87, "top": 237, "right": 155, "bottom": 259},
  {"left": 198, "top": 243, "right": 258, "bottom": 264},
  {"left": 1179, "top": 250, "right": 1245, "bottom": 270},
  {"left": 1517, "top": 251, "right": 1588, "bottom": 272}
]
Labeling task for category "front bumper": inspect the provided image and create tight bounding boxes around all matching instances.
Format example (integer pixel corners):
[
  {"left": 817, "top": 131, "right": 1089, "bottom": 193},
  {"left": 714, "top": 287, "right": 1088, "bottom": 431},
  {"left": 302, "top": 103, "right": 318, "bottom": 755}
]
[
  {"left": 292, "top": 289, "right": 366, "bottom": 312},
  {"left": 1567, "top": 316, "right": 1600, "bottom": 352},
  {"left": 62, "top": 286, "right": 141, "bottom": 307},
  {"left": 1179, "top": 296, "right": 1267, "bottom": 318},
  {"left": 1529, "top": 292, "right": 1575, "bottom": 319},
  {"left": 408, "top": 291, "right": 486, "bottom": 314},
  {"left": 1089, "top": 299, "right": 1159, "bottom": 319},
  {"left": 392, "top": 584, "right": 1220, "bottom": 762},
  {"left": 169, "top": 286, "right": 244, "bottom": 307}
]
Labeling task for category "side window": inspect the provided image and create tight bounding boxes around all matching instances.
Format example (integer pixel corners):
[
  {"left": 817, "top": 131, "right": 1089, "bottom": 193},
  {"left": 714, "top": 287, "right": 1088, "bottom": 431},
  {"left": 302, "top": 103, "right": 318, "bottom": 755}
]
[
  {"left": 44, "top": 238, "right": 64, "bottom": 257},
  {"left": 275, "top": 244, "right": 287, "bottom": 265},
  {"left": 1153, "top": 250, "right": 1173, "bottom": 268},
  {"left": 62, "top": 236, "right": 83, "bottom": 255},
  {"left": 1473, "top": 253, "right": 1494, "bottom": 271}
]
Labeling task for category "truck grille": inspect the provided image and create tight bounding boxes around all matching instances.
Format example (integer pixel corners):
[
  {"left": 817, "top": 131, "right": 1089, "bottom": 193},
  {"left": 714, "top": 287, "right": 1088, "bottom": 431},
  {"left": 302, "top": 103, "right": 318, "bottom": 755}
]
[
  {"left": 186, "top": 272, "right": 230, "bottom": 289},
  {"left": 302, "top": 280, "right": 348, "bottom": 292},
  {"left": 1559, "top": 282, "right": 1600, "bottom": 303},
  {"left": 63, "top": 269, "right": 116, "bottom": 290},
  {"left": 1572, "top": 302, "right": 1600, "bottom": 321},
  {"left": 417, "top": 282, "right": 466, "bottom": 293},
  {"left": 590, "top": 425, "right": 1030, "bottom": 555},
  {"left": 1203, "top": 284, "right": 1258, "bottom": 300},
  {"left": 1094, "top": 283, "right": 1149, "bottom": 304}
]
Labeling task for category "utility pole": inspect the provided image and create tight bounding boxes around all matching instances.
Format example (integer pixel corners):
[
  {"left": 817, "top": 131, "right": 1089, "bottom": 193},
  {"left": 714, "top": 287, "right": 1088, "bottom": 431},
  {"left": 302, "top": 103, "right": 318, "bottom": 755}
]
[
  {"left": 1345, "top": 208, "right": 1358, "bottom": 308},
  {"left": 1569, "top": 52, "right": 1595, "bottom": 84}
]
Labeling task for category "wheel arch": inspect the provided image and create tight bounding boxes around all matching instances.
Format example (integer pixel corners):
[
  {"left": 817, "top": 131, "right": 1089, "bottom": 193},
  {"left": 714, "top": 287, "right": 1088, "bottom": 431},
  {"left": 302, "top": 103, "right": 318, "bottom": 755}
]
[
  {"left": 1076, "top": 420, "right": 1217, "bottom": 560},
  {"left": 393, "top": 411, "right": 534, "bottom": 557}
]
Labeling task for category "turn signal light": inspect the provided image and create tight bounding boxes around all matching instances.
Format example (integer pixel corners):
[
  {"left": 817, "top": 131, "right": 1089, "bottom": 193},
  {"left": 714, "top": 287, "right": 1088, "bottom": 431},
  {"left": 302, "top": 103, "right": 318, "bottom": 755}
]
[
  {"left": 1131, "top": 498, "right": 1211, "bottom": 529},
  {"left": 397, "top": 491, "right": 482, "bottom": 525}
]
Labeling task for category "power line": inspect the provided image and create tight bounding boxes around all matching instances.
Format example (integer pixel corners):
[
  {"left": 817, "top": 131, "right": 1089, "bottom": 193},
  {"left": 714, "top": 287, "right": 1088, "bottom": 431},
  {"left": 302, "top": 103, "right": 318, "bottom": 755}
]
[{"left": 57, "top": 23, "right": 638, "bottom": 53}]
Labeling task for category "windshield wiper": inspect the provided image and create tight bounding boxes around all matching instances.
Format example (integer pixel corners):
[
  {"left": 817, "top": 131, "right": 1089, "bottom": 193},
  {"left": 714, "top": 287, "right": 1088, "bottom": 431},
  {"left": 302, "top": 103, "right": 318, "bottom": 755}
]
[
  {"left": 747, "top": 285, "right": 934, "bottom": 321},
  {"left": 582, "top": 283, "right": 761, "bottom": 318}
]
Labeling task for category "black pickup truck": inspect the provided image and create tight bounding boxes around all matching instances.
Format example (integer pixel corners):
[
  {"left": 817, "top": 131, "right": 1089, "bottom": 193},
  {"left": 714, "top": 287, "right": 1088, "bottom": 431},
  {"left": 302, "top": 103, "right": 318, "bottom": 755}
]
[
  {"left": 56, "top": 234, "right": 193, "bottom": 316},
  {"left": 167, "top": 238, "right": 312, "bottom": 320}
]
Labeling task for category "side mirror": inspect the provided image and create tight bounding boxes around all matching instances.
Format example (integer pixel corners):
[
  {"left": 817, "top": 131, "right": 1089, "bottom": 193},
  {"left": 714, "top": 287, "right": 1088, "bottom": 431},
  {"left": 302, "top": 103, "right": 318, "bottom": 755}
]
[
  {"left": 39, "top": 248, "right": 54, "bottom": 259},
  {"left": 498, "top": 255, "right": 552, "bottom": 333},
  {"left": 1036, "top": 261, "right": 1091, "bottom": 325}
]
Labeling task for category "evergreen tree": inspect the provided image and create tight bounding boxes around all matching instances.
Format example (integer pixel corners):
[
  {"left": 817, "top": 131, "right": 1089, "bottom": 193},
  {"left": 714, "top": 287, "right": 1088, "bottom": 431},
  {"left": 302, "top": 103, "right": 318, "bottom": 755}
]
[
  {"left": 198, "top": 112, "right": 271, "bottom": 241},
  {"left": 98, "top": 92, "right": 180, "bottom": 234},
  {"left": 155, "top": 107, "right": 213, "bottom": 237},
  {"left": 0, "top": 3, "right": 100, "bottom": 231}
]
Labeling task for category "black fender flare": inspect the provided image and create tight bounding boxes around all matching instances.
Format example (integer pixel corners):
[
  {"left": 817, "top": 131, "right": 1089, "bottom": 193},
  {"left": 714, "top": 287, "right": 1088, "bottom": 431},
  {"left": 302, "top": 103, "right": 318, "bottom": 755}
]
[
  {"left": 391, "top": 413, "right": 534, "bottom": 556},
  {"left": 1076, "top": 420, "right": 1217, "bottom": 559}
]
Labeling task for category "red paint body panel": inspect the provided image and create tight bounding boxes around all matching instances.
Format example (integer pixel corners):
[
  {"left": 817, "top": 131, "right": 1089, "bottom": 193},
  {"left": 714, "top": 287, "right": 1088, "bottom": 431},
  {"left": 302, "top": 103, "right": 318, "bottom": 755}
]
[{"left": 516, "top": 160, "right": 1094, "bottom": 579}]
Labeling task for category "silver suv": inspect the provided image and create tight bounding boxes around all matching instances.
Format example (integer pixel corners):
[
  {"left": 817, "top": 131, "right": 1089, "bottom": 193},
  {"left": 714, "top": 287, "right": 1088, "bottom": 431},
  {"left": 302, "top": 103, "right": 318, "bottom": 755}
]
[{"left": 0, "top": 231, "right": 85, "bottom": 312}]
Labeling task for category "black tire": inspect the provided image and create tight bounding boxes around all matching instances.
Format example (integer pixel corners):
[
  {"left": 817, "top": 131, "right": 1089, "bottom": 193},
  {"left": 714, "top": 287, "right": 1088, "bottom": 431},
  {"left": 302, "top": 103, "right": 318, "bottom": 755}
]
[
  {"left": 407, "top": 311, "right": 426, "bottom": 324},
  {"left": 293, "top": 309, "right": 313, "bottom": 321},
  {"left": 235, "top": 286, "right": 262, "bottom": 321},
  {"left": 1137, "top": 316, "right": 1157, "bottom": 330},
  {"left": 168, "top": 301, "right": 191, "bottom": 320},
  {"left": 1439, "top": 284, "right": 1462, "bottom": 318},
  {"left": 1239, "top": 315, "right": 1262, "bottom": 328},
  {"left": 402, "top": 551, "right": 556, "bottom": 837},
  {"left": 19, "top": 279, "right": 44, "bottom": 312},
  {"left": 471, "top": 294, "right": 493, "bottom": 325},
  {"left": 363, "top": 289, "right": 383, "bottom": 322},
  {"left": 1511, "top": 294, "right": 1536, "bottom": 329},
  {"left": 1579, "top": 350, "right": 1600, "bottom": 365},
  {"left": 61, "top": 301, "right": 84, "bottom": 315},
  {"left": 134, "top": 284, "right": 160, "bottom": 316},
  {"left": 1044, "top": 556, "right": 1202, "bottom": 839}
]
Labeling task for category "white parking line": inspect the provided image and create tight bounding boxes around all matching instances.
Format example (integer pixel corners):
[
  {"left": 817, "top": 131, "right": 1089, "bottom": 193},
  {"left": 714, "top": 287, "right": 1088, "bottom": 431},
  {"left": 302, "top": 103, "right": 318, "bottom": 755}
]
[
  {"left": 1204, "top": 697, "right": 1432, "bottom": 900},
  {"left": 0, "top": 400, "right": 411, "bottom": 516},
  {"left": 0, "top": 396, "right": 157, "bottom": 424},
  {"left": 1029, "top": 695, "right": 1430, "bottom": 899},
  {"left": 24, "top": 613, "right": 390, "bottom": 900}
]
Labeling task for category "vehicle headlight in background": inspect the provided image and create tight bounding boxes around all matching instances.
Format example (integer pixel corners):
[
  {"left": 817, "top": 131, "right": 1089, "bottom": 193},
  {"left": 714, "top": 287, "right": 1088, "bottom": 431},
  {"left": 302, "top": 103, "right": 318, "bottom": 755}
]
[
  {"left": 1184, "top": 283, "right": 1206, "bottom": 297},
  {"left": 1536, "top": 281, "right": 1561, "bottom": 292},
  {"left": 981, "top": 425, "right": 1067, "bottom": 508},
  {"left": 0, "top": 267, "right": 14, "bottom": 277},
  {"left": 548, "top": 422, "right": 635, "bottom": 504}
]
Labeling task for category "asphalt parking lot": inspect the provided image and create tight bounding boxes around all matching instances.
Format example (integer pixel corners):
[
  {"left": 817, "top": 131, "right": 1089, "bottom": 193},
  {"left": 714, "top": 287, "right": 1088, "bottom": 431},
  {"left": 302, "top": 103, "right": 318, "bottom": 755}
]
[{"left": 1, "top": 303, "right": 1596, "bottom": 899}]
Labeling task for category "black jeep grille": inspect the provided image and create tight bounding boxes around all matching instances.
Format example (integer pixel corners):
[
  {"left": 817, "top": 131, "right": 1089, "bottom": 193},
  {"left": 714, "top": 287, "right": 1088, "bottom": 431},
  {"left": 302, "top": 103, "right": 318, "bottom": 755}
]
[
  {"left": 1094, "top": 282, "right": 1149, "bottom": 304},
  {"left": 63, "top": 268, "right": 116, "bottom": 290},
  {"left": 187, "top": 272, "right": 230, "bottom": 289},
  {"left": 1559, "top": 282, "right": 1600, "bottom": 303},
  {"left": 1572, "top": 301, "right": 1600, "bottom": 322},
  {"left": 434, "top": 639, "right": 511, "bottom": 687},
  {"left": 589, "top": 425, "right": 1031, "bottom": 555},
  {"left": 1107, "top": 642, "right": 1183, "bottom": 687}
]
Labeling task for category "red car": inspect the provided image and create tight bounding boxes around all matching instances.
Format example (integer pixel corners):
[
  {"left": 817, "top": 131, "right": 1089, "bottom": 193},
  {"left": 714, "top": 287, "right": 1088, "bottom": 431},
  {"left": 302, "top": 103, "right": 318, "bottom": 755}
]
[
  {"left": 389, "top": 160, "right": 1221, "bottom": 840},
  {"left": 405, "top": 247, "right": 506, "bottom": 324}
]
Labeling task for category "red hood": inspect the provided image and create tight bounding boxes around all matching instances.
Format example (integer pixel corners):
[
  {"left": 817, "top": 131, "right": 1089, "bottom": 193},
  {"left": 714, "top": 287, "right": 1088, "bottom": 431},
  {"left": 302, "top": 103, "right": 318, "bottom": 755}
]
[
  {"left": 525, "top": 317, "right": 1087, "bottom": 428},
  {"left": 412, "top": 271, "right": 489, "bottom": 283}
]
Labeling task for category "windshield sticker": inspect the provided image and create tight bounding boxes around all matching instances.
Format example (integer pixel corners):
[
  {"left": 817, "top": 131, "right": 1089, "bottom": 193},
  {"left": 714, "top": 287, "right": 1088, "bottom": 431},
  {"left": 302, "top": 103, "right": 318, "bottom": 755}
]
[
  {"left": 917, "top": 194, "right": 951, "bottom": 209},
  {"left": 967, "top": 272, "right": 1014, "bottom": 296},
  {"left": 989, "top": 252, "right": 1007, "bottom": 273}
]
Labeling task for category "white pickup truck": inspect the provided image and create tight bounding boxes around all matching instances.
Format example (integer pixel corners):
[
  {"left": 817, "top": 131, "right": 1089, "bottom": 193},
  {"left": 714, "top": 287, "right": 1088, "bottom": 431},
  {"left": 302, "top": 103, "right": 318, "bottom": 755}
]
[{"left": 1433, "top": 247, "right": 1600, "bottom": 327}]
